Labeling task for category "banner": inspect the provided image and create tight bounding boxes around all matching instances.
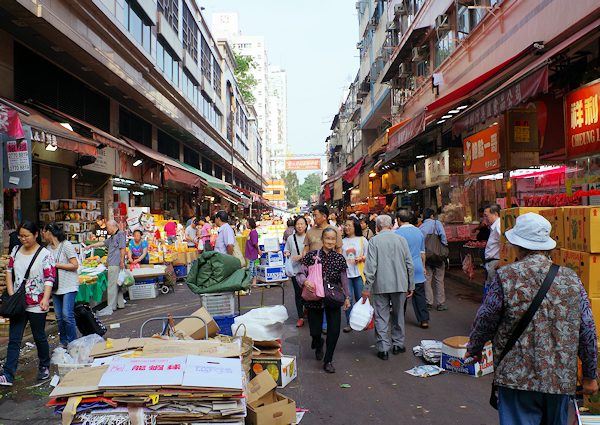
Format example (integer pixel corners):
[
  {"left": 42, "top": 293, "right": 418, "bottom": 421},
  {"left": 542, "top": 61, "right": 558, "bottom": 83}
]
[
  {"left": 464, "top": 124, "right": 500, "bottom": 174},
  {"left": 285, "top": 159, "right": 321, "bottom": 170},
  {"left": 566, "top": 80, "right": 600, "bottom": 158},
  {"left": 0, "top": 104, "right": 25, "bottom": 139},
  {"left": 387, "top": 112, "right": 426, "bottom": 152}
]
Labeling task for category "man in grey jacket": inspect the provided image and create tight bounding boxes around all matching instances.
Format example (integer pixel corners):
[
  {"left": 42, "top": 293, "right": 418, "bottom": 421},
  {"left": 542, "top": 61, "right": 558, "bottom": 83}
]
[{"left": 362, "top": 215, "right": 415, "bottom": 360}]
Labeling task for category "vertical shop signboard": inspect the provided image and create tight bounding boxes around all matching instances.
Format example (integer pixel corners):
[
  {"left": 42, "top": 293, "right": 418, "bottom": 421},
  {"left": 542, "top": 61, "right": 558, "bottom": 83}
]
[
  {"left": 463, "top": 124, "right": 500, "bottom": 174},
  {"left": 506, "top": 110, "right": 539, "bottom": 168},
  {"left": 566, "top": 80, "right": 600, "bottom": 158}
]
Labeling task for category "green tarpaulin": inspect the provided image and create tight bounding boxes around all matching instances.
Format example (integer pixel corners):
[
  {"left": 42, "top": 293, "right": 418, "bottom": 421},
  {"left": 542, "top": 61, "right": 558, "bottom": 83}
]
[{"left": 186, "top": 251, "right": 251, "bottom": 295}]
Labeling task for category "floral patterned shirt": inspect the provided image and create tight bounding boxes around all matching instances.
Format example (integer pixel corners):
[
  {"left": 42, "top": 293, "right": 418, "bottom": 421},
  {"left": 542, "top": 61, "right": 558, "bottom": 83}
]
[
  {"left": 297, "top": 249, "right": 349, "bottom": 309},
  {"left": 8, "top": 246, "right": 55, "bottom": 313},
  {"left": 467, "top": 253, "right": 597, "bottom": 395}
]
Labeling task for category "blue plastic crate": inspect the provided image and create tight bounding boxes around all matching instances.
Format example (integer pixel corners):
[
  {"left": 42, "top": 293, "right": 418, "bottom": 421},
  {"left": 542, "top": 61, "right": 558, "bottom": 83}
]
[
  {"left": 214, "top": 315, "right": 237, "bottom": 336},
  {"left": 173, "top": 265, "right": 187, "bottom": 278}
]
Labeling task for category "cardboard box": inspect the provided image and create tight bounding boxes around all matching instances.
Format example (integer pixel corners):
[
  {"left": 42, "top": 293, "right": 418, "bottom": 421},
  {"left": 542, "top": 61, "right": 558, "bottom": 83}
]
[
  {"left": 561, "top": 249, "right": 600, "bottom": 297},
  {"left": 550, "top": 249, "right": 562, "bottom": 266},
  {"left": 250, "top": 355, "right": 297, "bottom": 388},
  {"left": 564, "top": 207, "right": 600, "bottom": 253},
  {"left": 260, "top": 251, "right": 284, "bottom": 266},
  {"left": 174, "top": 306, "right": 220, "bottom": 340},
  {"left": 499, "top": 239, "right": 520, "bottom": 265},
  {"left": 440, "top": 336, "right": 493, "bottom": 378},
  {"left": 173, "top": 252, "right": 188, "bottom": 265},
  {"left": 186, "top": 250, "right": 198, "bottom": 263},
  {"left": 246, "top": 370, "right": 296, "bottom": 425},
  {"left": 500, "top": 207, "right": 549, "bottom": 233},
  {"left": 256, "top": 265, "right": 287, "bottom": 283},
  {"left": 540, "top": 208, "right": 565, "bottom": 249}
]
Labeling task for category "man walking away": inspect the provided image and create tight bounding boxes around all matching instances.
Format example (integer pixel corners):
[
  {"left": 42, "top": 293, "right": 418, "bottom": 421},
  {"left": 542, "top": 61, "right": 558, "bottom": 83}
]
[
  {"left": 420, "top": 208, "right": 448, "bottom": 311},
  {"left": 395, "top": 209, "right": 429, "bottom": 328},
  {"left": 483, "top": 204, "right": 501, "bottom": 289},
  {"left": 467, "top": 213, "right": 598, "bottom": 424},
  {"left": 362, "top": 215, "right": 414, "bottom": 360}
]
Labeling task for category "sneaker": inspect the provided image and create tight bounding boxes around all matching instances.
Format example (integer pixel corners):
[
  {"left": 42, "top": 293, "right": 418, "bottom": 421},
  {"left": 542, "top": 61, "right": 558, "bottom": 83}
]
[
  {"left": 37, "top": 367, "right": 50, "bottom": 381},
  {"left": 0, "top": 375, "right": 13, "bottom": 386},
  {"left": 437, "top": 304, "right": 448, "bottom": 311},
  {"left": 420, "top": 321, "right": 430, "bottom": 329},
  {"left": 426, "top": 304, "right": 433, "bottom": 310},
  {"left": 296, "top": 319, "right": 305, "bottom": 328},
  {"left": 343, "top": 326, "right": 352, "bottom": 333}
]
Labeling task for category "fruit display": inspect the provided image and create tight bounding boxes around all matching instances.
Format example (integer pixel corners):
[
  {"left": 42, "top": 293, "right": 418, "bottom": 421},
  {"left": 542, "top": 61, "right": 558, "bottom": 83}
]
[
  {"left": 82, "top": 256, "right": 107, "bottom": 268},
  {"left": 79, "top": 274, "right": 98, "bottom": 285}
]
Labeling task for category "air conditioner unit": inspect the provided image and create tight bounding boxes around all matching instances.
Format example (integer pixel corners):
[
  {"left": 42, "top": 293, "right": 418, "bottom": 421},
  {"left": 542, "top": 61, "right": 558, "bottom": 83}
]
[
  {"left": 436, "top": 14, "right": 451, "bottom": 31},
  {"left": 356, "top": 98, "right": 363, "bottom": 104},
  {"left": 394, "top": 3, "right": 408, "bottom": 17},
  {"left": 412, "top": 47, "right": 426, "bottom": 62}
]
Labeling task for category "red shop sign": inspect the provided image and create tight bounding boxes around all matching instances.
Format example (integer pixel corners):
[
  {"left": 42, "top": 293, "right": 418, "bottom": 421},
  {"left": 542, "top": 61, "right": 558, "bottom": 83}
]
[{"left": 566, "top": 80, "right": 600, "bottom": 158}]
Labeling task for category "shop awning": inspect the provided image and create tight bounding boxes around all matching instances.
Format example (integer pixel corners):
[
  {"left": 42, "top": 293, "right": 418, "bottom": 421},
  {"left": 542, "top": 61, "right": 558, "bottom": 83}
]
[
  {"left": 343, "top": 159, "right": 364, "bottom": 184},
  {"left": 30, "top": 102, "right": 136, "bottom": 156},
  {"left": 453, "top": 16, "right": 600, "bottom": 135},
  {"left": 175, "top": 160, "right": 230, "bottom": 190},
  {"left": 386, "top": 112, "right": 426, "bottom": 152},
  {"left": 1, "top": 98, "right": 99, "bottom": 156}
]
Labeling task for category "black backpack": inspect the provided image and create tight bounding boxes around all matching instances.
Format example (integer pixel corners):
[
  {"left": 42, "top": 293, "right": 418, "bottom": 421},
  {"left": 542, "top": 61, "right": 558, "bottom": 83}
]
[{"left": 74, "top": 304, "right": 107, "bottom": 336}]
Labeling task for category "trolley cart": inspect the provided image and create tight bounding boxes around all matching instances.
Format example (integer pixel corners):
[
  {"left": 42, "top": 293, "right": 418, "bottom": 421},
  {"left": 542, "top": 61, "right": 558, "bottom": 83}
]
[{"left": 237, "top": 282, "right": 286, "bottom": 314}]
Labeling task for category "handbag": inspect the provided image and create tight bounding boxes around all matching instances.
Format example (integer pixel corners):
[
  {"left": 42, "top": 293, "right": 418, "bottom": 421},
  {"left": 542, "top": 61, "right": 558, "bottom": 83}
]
[
  {"left": 74, "top": 303, "right": 107, "bottom": 336},
  {"left": 489, "top": 263, "right": 559, "bottom": 409},
  {"left": 301, "top": 254, "right": 324, "bottom": 302},
  {"left": 285, "top": 235, "right": 301, "bottom": 278},
  {"left": 425, "top": 220, "right": 449, "bottom": 267},
  {"left": 52, "top": 242, "right": 64, "bottom": 293},
  {"left": 322, "top": 253, "right": 345, "bottom": 307},
  {"left": 0, "top": 246, "right": 44, "bottom": 318}
]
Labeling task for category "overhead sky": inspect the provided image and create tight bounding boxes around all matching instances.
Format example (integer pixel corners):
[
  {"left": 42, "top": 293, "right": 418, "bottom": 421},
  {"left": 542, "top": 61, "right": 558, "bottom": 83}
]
[{"left": 202, "top": 0, "right": 359, "bottom": 178}]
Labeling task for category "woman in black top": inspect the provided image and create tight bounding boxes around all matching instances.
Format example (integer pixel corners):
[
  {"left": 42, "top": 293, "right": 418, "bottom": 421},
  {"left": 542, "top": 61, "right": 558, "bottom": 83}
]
[{"left": 297, "top": 228, "right": 350, "bottom": 374}]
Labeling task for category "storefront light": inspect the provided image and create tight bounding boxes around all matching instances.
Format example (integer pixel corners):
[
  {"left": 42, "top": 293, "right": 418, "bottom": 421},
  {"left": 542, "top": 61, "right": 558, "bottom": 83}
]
[
  {"left": 369, "top": 172, "right": 377, "bottom": 178},
  {"left": 113, "top": 186, "right": 129, "bottom": 191},
  {"left": 60, "top": 122, "right": 73, "bottom": 131},
  {"left": 408, "top": 190, "right": 418, "bottom": 194},
  {"left": 133, "top": 159, "right": 143, "bottom": 167},
  {"left": 45, "top": 142, "right": 57, "bottom": 151},
  {"left": 416, "top": 154, "right": 425, "bottom": 159},
  {"left": 142, "top": 183, "right": 159, "bottom": 189},
  {"left": 436, "top": 120, "right": 446, "bottom": 124},
  {"left": 71, "top": 173, "right": 78, "bottom": 179},
  {"left": 132, "top": 191, "right": 144, "bottom": 195},
  {"left": 448, "top": 109, "right": 460, "bottom": 114},
  {"left": 441, "top": 115, "right": 452, "bottom": 119}
]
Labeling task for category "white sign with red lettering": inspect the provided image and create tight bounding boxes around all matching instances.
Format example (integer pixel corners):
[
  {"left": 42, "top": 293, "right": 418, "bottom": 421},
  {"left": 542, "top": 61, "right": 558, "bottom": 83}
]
[
  {"left": 98, "top": 356, "right": 186, "bottom": 388},
  {"left": 182, "top": 355, "right": 243, "bottom": 390}
]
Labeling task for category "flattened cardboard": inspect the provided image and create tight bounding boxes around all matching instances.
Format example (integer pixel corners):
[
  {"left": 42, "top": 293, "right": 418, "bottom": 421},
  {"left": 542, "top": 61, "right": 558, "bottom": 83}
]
[
  {"left": 90, "top": 338, "right": 131, "bottom": 358},
  {"left": 141, "top": 339, "right": 242, "bottom": 358},
  {"left": 49, "top": 366, "right": 108, "bottom": 398},
  {"left": 174, "top": 307, "right": 219, "bottom": 339}
]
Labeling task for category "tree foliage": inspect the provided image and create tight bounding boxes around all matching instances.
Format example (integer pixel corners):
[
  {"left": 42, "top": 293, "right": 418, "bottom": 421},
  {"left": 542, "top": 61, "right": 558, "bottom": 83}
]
[
  {"left": 234, "top": 53, "right": 257, "bottom": 105},
  {"left": 298, "top": 172, "right": 322, "bottom": 203},
  {"left": 281, "top": 171, "right": 299, "bottom": 208}
]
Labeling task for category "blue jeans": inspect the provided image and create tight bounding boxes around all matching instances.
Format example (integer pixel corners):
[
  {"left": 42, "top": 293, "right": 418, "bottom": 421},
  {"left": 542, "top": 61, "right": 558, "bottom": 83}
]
[
  {"left": 498, "top": 386, "right": 570, "bottom": 425},
  {"left": 53, "top": 291, "right": 78, "bottom": 346},
  {"left": 3, "top": 311, "right": 50, "bottom": 382},
  {"left": 345, "top": 275, "right": 365, "bottom": 324},
  {"left": 247, "top": 259, "right": 257, "bottom": 278}
]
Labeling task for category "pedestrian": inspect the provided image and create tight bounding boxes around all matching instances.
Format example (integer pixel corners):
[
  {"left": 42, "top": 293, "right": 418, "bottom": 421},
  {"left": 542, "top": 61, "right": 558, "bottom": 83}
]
[
  {"left": 466, "top": 213, "right": 598, "bottom": 424},
  {"left": 91, "top": 215, "right": 108, "bottom": 241},
  {"left": 197, "top": 217, "right": 212, "bottom": 252},
  {"left": 483, "top": 204, "right": 501, "bottom": 289},
  {"left": 245, "top": 218, "right": 261, "bottom": 287},
  {"left": 42, "top": 222, "right": 80, "bottom": 348},
  {"left": 362, "top": 215, "right": 414, "bottom": 360},
  {"left": 328, "top": 211, "right": 343, "bottom": 233},
  {"left": 185, "top": 219, "right": 199, "bottom": 248},
  {"left": 186, "top": 216, "right": 196, "bottom": 227},
  {"left": 420, "top": 208, "right": 449, "bottom": 311},
  {"left": 214, "top": 210, "right": 236, "bottom": 255},
  {"left": 87, "top": 220, "right": 127, "bottom": 312},
  {"left": 297, "top": 228, "right": 350, "bottom": 373},
  {"left": 0, "top": 221, "right": 55, "bottom": 386},
  {"left": 395, "top": 210, "right": 429, "bottom": 328},
  {"left": 163, "top": 215, "right": 178, "bottom": 245},
  {"left": 128, "top": 229, "right": 149, "bottom": 265},
  {"left": 284, "top": 216, "right": 308, "bottom": 327},
  {"left": 341, "top": 217, "right": 368, "bottom": 333},
  {"left": 283, "top": 219, "right": 295, "bottom": 242},
  {"left": 359, "top": 216, "right": 374, "bottom": 240}
]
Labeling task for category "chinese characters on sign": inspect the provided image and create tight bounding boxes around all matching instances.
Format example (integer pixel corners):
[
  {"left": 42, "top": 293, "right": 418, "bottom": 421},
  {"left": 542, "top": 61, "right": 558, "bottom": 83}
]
[
  {"left": 566, "top": 81, "right": 600, "bottom": 158},
  {"left": 6, "top": 139, "right": 30, "bottom": 172},
  {"left": 463, "top": 124, "right": 500, "bottom": 174},
  {"left": 284, "top": 159, "right": 321, "bottom": 171},
  {"left": 425, "top": 150, "right": 449, "bottom": 187}
]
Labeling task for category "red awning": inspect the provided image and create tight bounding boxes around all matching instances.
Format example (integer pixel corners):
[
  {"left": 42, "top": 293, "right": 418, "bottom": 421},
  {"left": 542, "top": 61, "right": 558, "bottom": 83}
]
[
  {"left": 323, "top": 184, "right": 331, "bottom": 201},
  {"left": 386, "top": 112, "right": 426, "bottom": 152},
  {"left": 342, "top": 159, "right": 364, "bottom": 184}
]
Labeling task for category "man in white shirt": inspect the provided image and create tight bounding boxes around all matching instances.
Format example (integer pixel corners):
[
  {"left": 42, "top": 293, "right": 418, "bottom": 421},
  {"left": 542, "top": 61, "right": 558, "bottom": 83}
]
[
  {"left": 214, "top": 211, "right": 235, "bottom": 255},
  {"left": 483, "top": 204, "right": 501, "bottom": 288}
]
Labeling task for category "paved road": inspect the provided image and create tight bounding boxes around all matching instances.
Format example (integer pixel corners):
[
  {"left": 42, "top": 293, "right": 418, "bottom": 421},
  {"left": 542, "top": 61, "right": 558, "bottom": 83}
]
[{"left": 0, "top": 276, "right": 499, "bottom": 425}]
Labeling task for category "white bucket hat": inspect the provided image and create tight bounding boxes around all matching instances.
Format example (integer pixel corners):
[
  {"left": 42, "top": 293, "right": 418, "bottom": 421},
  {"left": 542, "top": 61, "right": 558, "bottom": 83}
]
[{"left": 505, "top": 212, "right": 556, "bottom": 251}]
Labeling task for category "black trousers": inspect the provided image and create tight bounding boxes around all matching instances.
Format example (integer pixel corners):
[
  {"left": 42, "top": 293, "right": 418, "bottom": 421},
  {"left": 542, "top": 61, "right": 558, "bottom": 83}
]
[
  {"left": 291, "top": 276, "right": 304, "bottom": 319},
  {"left": 404, "top": 283, "right": 430, "bottom": 323},
  {"left": 307, "top": 306, "right": 341, "bottom": 363}
]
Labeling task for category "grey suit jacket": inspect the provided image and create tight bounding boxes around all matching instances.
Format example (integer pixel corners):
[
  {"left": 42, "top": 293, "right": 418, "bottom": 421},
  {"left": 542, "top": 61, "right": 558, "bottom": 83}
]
[{"left": 363, "top": 230, "right": 414, "bottom": 294}]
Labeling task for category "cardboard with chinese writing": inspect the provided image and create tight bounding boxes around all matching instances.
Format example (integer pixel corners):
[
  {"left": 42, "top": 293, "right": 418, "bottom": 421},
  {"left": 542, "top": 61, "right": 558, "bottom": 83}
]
[
  {"left": 98, "top": 356, "right": 186, "bottom": 388},
  {"left": 141, "top": 338, "right": 241, "bottom": 358},
  {"left": 181, "top": 355, "right": 243, "bottom": 391},
  {"left": 49, "top": 365, "right": 108, "bottom": 399}
]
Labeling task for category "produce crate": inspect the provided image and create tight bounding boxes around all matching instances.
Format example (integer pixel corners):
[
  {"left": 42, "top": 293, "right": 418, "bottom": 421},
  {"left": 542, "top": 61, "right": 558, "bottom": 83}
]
[
  {"left": 173, "top": 265, "right": 188, "bottom": 278},
  {"left": 128, "top": 283, "right": 158, "bottom": 300},
  {"left": 214, "top": 315, "right": 237, "bottom": 336},
  {"left": 200, "top": 292, "right": 236, "bottom": 317}
]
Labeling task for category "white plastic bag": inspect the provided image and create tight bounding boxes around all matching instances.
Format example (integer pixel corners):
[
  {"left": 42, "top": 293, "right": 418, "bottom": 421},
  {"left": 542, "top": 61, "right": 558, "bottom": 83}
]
[
  {"left": 118, "top": 269, "right": 135, "bottom": 288},
  {"left": 231, "top": 305, "right": 288, "bottom": 341},
  {"left": 349, "top": 298, "right": 374, "bottom": 331},
  {"left": 51, "top": 347, "right": 76, "bottom": 365},
  {"left": 67, "top": 334, "right": 105, "bottom": 364},
  {"left": 284, "top": 258, "right": 295, "bottom": 277}
]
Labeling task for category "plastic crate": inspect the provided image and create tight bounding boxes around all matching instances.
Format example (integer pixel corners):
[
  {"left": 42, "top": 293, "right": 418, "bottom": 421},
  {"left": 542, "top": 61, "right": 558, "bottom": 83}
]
[
  {"left": 214, "top": 315, "right": 237, "bottom": 336},
  {"left": 128, "top": 283, "right": 158, "bottom": 300},
  {"left": 200, "top": 292, "right": 236, "bottom": 317},
  {"left": 173, "top": 265, "right": 188, "bottom": 278}
]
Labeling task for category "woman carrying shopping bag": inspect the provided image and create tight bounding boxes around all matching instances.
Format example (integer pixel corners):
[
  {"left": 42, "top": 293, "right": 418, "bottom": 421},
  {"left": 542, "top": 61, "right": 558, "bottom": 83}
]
[
  {"left": 341, "top": 217, "right": 368, "bottom": 333},
  {"left": 297, "top": 228, "right": 350, "bottom": 374},
  {"left": 0, "top": 222, "right": 56, "bottom": 386},
  {"left": 42, "top": 222, "right": 80, "bottom": 348},
  {"left": 283, "top": 216, "right": 308, "bottom": 327}
]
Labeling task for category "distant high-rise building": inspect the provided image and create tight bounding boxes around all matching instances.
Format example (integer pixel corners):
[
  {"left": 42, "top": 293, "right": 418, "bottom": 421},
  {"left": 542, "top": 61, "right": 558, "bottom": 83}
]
[{"left": 268, "top": 67, "right": 287, "bottom": 177}]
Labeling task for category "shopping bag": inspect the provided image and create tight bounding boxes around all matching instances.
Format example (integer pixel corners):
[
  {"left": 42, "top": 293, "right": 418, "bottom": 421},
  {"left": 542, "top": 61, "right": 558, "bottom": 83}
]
[
  {"left": 232, "top": 241, "right": 247, "bottom": 268},
  {"left": 302, "top": 255, "right": 324, "bottom": 301},
  {"left": 285, "top": 258, "right": 295, "bottom": 277},
  {"left": 425, "top": 220, "right": 449, "bottom": 267},
  {"left": 349, "top": 298, "right": 374, "bottom": 331},
  {"left": 118, "top": 269, "right": 135, "bottom": 288}
]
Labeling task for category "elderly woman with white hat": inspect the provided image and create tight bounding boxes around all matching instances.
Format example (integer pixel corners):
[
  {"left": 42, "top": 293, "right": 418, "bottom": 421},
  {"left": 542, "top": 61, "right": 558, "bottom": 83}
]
[{"left": 466, "top": 213, "right": 598, "bottom": 425}]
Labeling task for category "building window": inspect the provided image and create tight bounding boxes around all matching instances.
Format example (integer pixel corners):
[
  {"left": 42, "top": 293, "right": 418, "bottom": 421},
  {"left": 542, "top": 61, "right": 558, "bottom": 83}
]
[
  {"left": 158, "top": 0, "right": 179, "bottom": 34},
  {"left": 182, "top": 71, "right": 199, "bottom": 106},
  {"left": 213, "top": 58, "right": 222, "bottom": 96},
  {"left": 157, "top": 40, "right": 180, "bottom": 87},
  {"left": 123, "top": 0, "right": 152, "bottom": 53},
  {"left": 201, "top": 35, "right": 212, "bottom": 83},
  {"left": 182, "top": 3, "right": 198, "bottom": 63},
  {"left": 457, "top": 6, "right": 470, "bottom": 41},
  {"left": 435, "top": 31, "right": 454, "bottom": 68}
]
